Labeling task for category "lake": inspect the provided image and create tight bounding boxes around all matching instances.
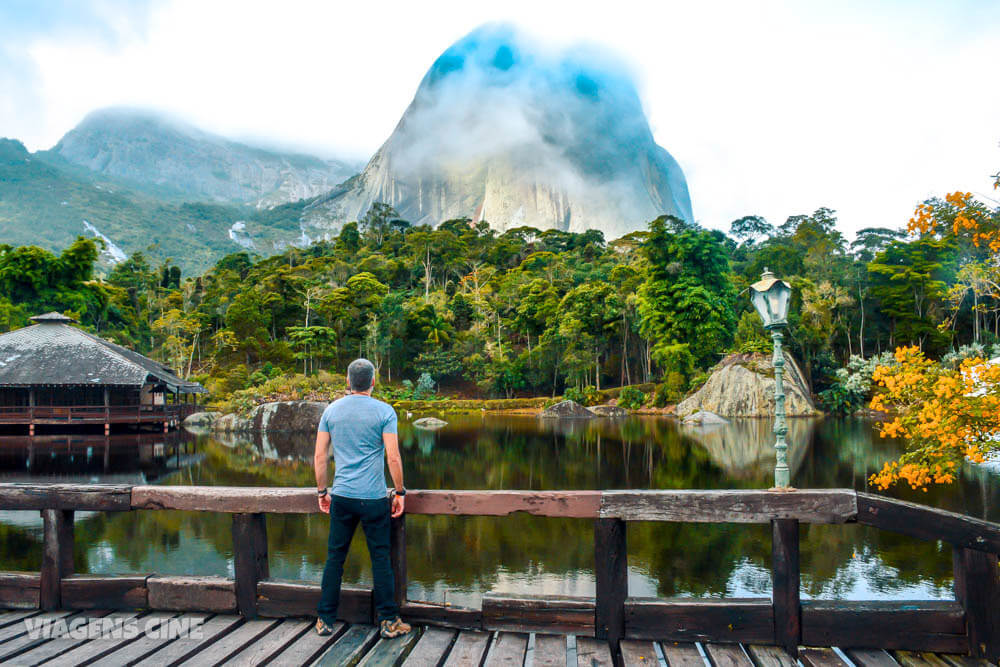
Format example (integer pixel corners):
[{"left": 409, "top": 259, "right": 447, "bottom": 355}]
[{"left": 0, "top": 415, "right": 996, "bottom": 608}]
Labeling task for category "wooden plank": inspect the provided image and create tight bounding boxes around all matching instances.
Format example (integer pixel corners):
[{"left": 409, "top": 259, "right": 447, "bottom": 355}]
[
  {"left": 359, "top": 630, "right": 422, "bottom": 666},
  {"left": 483, "top": 593, "right": 595, "bottom": 634},
  {"left": 313, "top": 624, "right": 380, "bottom": 666},
  {"left": 625, "top": 598, "right": 774, "bottom": 644},
  {"left": 232, "top": 513, "right": 269, "bottom": 618},
  {"left": 483, "top": 631, "right": 528, "bottom": 666},
  {"left": 407, "top": 490, "right": 602, "bottom": 518},
  {"left": 40, "top": 509, "right": 73, "bottom": 610},
  {"left": 703, "top": 644, "right": 752, "bottom": 667},
  {"left": 595, "top": 518, "right": 627, "bottom": 645},
  {"left": 173, "top": 618, "right": 280, "bottom": 666},
  {"left": 132, "top": 485, "right": 318, "bottom": 513},
  {"left": 257, "top": 579, "right": 373, "bottom": 623},
  {"left": 11, "top": 609, "right": 129, "bottom": 666},
  {"left": 401, "top": 601, "right": 482, "bottom": 629},
  {"left": 403, "top": 626, "right": 457, "bottom": 666},
  {"left": 845, "top": 649, "right": 900, "bottom": 667},
  {"left": 952, "top": 547, "right": 999, "bottom": 660},
  {"left": 0, "top": 609, "right": 42, "bottom": 628},
  {"left": 938, "top": 654, "right": 993, "bottom": 667},
  {"left": 133, "top": 614, "right": 245, "bottom": 666},
  {"left": 148, "top": 575, "right": 236, "bottom": 613},
  {"left": 746, "top": 644, "right": 796, "bottom": 666},
  {"left": 576, "top": 637, "right": 613, "bottom": 666},
  {"left": 620, "top": 639, "right": 658, "bottom": 667},
  {"left": 798, "top": 647, "right": 849, "bottom": 667},
  {"left": 443, "top": 630, "right": 491, "bottom": 666},
  {"left": 268, "top": 621, "right": 345, "bottom": 666},
  {"left": 0, "top": 483, "right": 131, "bottom": 511},
  {"left": 893, "top": 651, "right": 952, "bottom": 667},
  {"left": 659, "top": 641, "right": 705, "bottom": 667},
  {"left": 857, "top": 494, "right": 1000, "bottom": 554},
  {"left": 219, "top": 618, "right": 312, "bottom": 666},
  {"left": 801, "top": 600, "right": 967, "bottom": 652},
  {"left": 88, "top": 612, "right": 203, "bottom": 667},
  {"left": 391, "top": 515, "right": 407, "bottom": 611},
  {"left": 534, "top": 634, "right": 568, "bottom": 666},
  {"left": 0, "top": 572, "right": 40, "bottom": 609},
  {"left": 0, "top": 608, "right": 75, "bottom": 643},
  {"left": 0, "top": 614, "right": 85, "bottom": 662},
  {"left": 601, "top": 489, "right": 857, "bottom": 524},
  {"left": 43, "top": 612, "right": 173, "bottom": 666},
  {"left": 771, "top": 519, "right": 800, "bottom": 656},
  {"left": 61, "top": 574, "right": 149, "bottom": 609}
]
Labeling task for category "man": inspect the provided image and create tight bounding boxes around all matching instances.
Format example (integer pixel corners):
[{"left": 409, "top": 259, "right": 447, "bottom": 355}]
[{"left": 314, "top": 358, "right": 411, "bottom": 639}]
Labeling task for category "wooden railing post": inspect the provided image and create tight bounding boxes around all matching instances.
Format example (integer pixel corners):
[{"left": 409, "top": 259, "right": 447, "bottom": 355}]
[
  {"left": 953, "top": 546, "right": 999, "bottom": 660},
  {"left": 771, "top": 518, "right": 800, "bottom": 656},
  {"left": 595, "top": 518, "right": 627, "bottom": 650},
  {"left": 232, "top": 513, "right": 268, "bottom": 618},
  {"left": 391, "top": 515, "right": 407, "bottom": 611},
  {"left": 40, "top": 509, "right": 74, "bottom": 610}
]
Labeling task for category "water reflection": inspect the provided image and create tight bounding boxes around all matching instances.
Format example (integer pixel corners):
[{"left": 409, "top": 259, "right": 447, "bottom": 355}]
[{"left": 0, "top": 417, "right": 996, "bottom": 607}]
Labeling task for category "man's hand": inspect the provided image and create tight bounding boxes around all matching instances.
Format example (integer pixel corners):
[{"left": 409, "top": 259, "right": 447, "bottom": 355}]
[
  {"left": 391, "top": 493, "right": 405, "bottom": 518},
  {"left": 318, "top": 494, "right": 331, "bottom": 514}
]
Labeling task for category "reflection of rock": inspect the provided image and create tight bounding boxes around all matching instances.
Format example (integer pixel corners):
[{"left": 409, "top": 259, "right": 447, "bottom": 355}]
[
  {"left": 684, "top": 418, "right": 816, "bottom": 479},
  {"left": 539, "top": 401, "right": 596, "bottom": 419},
  {"left": 413, "top": 417, "right": 448, "bottom": 429},
  {"left": 682, "top": 410, "right": 729, "bottom": 425},
  {"left": 677, "top": 353, "right": 820, "bottom": 418},
  {"left": 184, "top": 411, "right": 221, "bottom": 428},
  {"left": 590, "top": 405, "right": 628, "bottom": 418}
]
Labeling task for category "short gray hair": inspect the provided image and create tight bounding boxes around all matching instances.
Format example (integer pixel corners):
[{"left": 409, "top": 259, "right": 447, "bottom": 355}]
[{"left": 347, "top": 358, "right": 376, "bottom": 392}]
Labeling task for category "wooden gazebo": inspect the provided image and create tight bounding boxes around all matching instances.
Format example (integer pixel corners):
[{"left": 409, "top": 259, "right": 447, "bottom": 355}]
[{"left": 0, "top": 313, "right": 204, "bottom": 435}]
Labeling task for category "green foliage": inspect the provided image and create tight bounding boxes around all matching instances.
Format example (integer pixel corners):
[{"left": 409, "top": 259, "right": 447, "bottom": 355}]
[
  {"left": 617, "top": 385, "right": 646, "bottom": 410},
  {"left": 563, "top": 386, "right": 586, "bottom": 404},
  {"left": 734, "top": 310, "right": 772, "bottom": 354}
]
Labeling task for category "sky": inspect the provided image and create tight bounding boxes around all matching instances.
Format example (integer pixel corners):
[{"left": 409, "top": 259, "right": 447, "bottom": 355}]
[{"left": 2, "top": 0, "right": 999, "bottom": 238}]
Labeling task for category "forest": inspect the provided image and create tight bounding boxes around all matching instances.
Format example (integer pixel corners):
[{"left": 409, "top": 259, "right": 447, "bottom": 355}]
[{"left": 1, "top": 176, "right": 998, "bottom": 414}]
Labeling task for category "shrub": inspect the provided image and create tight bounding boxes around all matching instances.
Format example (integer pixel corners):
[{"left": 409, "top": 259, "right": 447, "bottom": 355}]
[
  {"left": 618, "top": 386, "right": 646, "bottom": 410},
  {"left": 652, "top": 383, "right": 670, "bottom": 407},
  {"left": 687, "top": 372, "right": 709, "bottom": 392},
  {"left": 563, "top": 386, "right": 586, "bottom": 404},
  {"left": 414, "top": 373, "right": 436, "bottom": 400},
  {"left": 582, "top": 385, "right": 603, "bottom": 406},
  {"left": 733, "top": 310, "right": 772, "bottom": 354}
]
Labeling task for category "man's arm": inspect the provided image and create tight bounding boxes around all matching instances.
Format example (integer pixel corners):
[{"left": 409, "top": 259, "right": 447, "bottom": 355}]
[
  {"left": 384, "top": 432, "right": 405, "bottom": 518},
  {"left": 314, "top": 431, "right": 331, "bottom": 513}
]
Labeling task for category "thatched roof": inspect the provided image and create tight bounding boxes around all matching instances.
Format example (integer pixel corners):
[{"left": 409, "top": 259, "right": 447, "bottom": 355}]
[{"left": 0, "top": 315, "right": 205, "bottom": 393}]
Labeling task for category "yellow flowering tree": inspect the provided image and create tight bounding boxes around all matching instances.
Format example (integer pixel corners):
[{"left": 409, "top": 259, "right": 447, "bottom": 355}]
[{"left": 869, "top": 346, "right": 1000, "bottom": 490}]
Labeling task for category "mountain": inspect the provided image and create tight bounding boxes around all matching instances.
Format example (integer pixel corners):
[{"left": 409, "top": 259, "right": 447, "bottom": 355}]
[
  {"left": 301, "top": 24, "right": 693, "bottom": 239},
  {"left": 48, "top": 108, "right": 359, "bottom": 208},
  {"left": 0, "top": 138, "right": 304, "bottom": 273}
]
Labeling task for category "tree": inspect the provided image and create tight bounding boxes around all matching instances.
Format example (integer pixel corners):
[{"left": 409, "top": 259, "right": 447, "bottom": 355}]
[
  {"left": 360, "top": 203, "right": 402, "bottom": 248},
  {"left": 729, "top": 215, "right": 773, "bottom": 244},
  {"left": 637, "top": 216, "right": 737, "bottom": 368}
]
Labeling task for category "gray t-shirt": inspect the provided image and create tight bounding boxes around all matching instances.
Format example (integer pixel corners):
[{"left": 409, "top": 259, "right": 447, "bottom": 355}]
[{"left": 318, "top": 394, "right": 398, "bottom": 499}]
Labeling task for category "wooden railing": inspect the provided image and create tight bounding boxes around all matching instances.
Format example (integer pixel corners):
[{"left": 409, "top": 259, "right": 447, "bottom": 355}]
[
  {"left": 0, "top": 485, "right": 997, "bottom": 659},
  {"left": 0, "top": 405, "right": 195, "bottom": 424}
]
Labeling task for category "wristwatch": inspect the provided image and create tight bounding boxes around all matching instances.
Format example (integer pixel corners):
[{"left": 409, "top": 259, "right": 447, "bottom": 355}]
[
  {"left": 317, "top": 488, "right": 328, "bottom": 497},
  {"left": 394, "top": 488, "right": 406, "bottom": 497}
]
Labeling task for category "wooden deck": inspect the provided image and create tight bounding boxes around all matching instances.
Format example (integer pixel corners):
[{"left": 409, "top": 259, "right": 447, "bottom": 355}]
[{"left": 0, "top": 609, "right": 991, "bottom": 666}]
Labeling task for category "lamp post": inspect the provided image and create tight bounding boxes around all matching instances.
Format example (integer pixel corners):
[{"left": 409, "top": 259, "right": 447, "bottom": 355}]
[{"left": 749, "top": 268, "right": 793, "bottom": 489}]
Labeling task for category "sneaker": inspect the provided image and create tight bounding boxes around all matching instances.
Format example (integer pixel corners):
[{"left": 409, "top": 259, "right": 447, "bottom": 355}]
[
  {"left": 380, "top": 617, "right": 411, "bottom": 638},
  {"left": 315, "top": 618, "right": 335, "bottom": 636}
]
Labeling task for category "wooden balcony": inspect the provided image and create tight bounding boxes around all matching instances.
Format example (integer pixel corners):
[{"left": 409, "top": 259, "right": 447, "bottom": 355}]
[{"left": 0, "top": 404, "right": 198, "bottom": 428}]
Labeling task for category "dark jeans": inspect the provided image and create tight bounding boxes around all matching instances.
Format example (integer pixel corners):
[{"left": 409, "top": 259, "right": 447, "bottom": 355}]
[{"left": 318, "top": 494, "right": 397, "bottom": 624}]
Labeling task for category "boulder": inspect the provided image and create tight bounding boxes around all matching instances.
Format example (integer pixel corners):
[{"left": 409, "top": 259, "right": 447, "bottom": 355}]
[
  {"left": 213, "top": 412, "right": 253, "bottom": 434},
  {"left": 183, "top": 411, "right": 220, "bottom": 428},
  {"left": 250, "top": 401, "right": 327, "bottom": 432},
  {"left": 589, "top": 405, "right": 628, "bottom": 418},
  {"left": 682, "top": 410, "right": 729, "bottom": 425},
  {"left": 413, "top": 417, "right": 448, "bottom": 430},
  {"left": 539, "top": 400, "right": 596, "bottom": 419},
  {"left": 677, "top": 352, "right": 820, "bottom": 418}
]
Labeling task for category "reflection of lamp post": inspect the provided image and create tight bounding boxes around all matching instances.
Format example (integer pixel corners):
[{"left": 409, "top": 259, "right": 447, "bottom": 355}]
[{"left": 750, "top": 268, "right": 793, "bottom": 488}]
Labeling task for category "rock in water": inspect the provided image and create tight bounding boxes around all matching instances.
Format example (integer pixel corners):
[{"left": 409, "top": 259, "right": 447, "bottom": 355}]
[
  {"left": 589, "top": 405, "right": 628, "bottom": 418},
  {"left": 540, "top": 400, "right": 597, "bottom": 419},
  {"left": 302, "top": 24, "right": 693, "bottom": 240},
  {"left": 250, "top": 401, "right": 327, "bottom": 432},
  {"left": 677, "top": 353, "right": 820, "bottom": 418},
  {"left": 183, "top": 411, "right": 221, "bottom": 428},
  {"left": 681, "top": 410, "right": 729, "bottom": 425},
  {"left": 413, "top": 417, "right": 448, "bottom": 429}
]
